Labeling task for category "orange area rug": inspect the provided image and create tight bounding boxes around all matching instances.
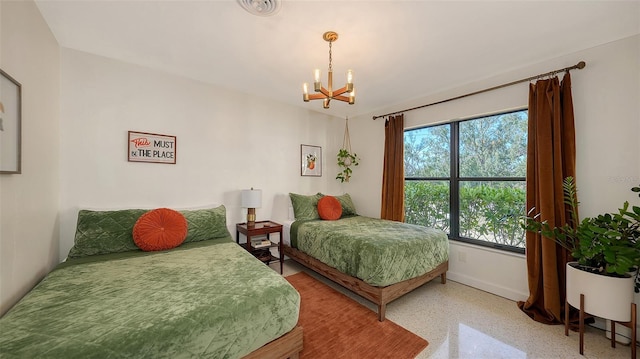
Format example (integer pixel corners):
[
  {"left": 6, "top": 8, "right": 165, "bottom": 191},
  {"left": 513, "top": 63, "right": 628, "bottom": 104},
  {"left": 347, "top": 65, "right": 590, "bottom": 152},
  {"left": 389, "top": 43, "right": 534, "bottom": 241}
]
[{"left": 286, "top": 271, "right": 428, "bottom": 359}]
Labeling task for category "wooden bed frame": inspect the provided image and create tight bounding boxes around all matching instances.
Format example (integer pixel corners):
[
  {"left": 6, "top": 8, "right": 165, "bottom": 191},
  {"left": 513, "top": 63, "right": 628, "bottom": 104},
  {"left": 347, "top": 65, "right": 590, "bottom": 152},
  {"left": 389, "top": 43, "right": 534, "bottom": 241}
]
[
  {"left": 242, "top": 325, "right": 303, "bottom": 359},
  {"left": 283, "top": 245, "right": 448, "bottom": 322}
]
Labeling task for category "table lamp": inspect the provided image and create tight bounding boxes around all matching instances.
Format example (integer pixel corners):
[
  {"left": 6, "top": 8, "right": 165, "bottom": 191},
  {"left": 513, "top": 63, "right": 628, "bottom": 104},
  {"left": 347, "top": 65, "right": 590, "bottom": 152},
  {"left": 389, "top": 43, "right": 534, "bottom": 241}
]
[{"left": 241, "top": 188, "right": 262, "bottom": 227}]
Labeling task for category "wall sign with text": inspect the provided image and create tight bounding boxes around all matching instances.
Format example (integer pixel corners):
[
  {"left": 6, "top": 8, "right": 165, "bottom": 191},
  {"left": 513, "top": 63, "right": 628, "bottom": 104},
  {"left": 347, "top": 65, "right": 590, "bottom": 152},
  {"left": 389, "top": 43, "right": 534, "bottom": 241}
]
[{"left": 128, "top": 131, "right": 176, "bottom": 164}]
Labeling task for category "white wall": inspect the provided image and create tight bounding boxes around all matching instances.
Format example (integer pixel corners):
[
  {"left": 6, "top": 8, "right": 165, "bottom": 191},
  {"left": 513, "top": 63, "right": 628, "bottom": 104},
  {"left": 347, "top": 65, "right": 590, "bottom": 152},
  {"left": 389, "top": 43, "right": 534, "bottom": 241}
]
[
  {"left": 346, "top": 35, "right": 640, "bottom": 301},
  {"left": 58, "top": 49, "right": 340, "bottom": 261},
  {"left": 0, "top": 0, "right": 60, "bottom": 315}
]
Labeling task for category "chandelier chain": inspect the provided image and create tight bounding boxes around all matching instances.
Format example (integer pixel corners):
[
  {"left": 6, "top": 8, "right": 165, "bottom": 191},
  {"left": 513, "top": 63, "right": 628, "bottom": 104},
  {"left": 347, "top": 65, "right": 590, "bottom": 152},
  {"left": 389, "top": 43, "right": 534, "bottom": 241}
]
[{"left": 328, "top": 41, "right": 333, "bottom": 72}]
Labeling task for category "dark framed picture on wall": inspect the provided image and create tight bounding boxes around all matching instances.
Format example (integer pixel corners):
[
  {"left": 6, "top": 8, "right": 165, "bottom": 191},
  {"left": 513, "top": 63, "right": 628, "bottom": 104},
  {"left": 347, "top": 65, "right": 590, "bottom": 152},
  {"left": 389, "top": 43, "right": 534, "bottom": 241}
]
[
  {"left": 301, "top": 144, "right": 322, "bottom": 177},
  {"left": 0, "top": 69, "right": 22, "bottom": 174}
]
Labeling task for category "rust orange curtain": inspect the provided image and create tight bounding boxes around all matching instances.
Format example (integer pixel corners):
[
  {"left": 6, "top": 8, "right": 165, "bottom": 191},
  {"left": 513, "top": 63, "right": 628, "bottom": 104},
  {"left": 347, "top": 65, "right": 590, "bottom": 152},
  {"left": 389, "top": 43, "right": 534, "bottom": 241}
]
[
  {"left": 381, "top": 114, "right": 405, "bottom": 221},
  {"left": 518, "top": 72, "right": 577, "bottom": 324}
]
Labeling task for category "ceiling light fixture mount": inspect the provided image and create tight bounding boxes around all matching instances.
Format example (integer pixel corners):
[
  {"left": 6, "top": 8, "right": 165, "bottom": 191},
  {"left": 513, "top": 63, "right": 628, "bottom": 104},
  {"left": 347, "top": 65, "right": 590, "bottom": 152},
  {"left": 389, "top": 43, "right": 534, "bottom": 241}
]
[
  {"left": 303, "top": 31, "right": 355, "bottom": 109},
  {"left": 237, "top": 0, "right": 281, "bottom": 17}
]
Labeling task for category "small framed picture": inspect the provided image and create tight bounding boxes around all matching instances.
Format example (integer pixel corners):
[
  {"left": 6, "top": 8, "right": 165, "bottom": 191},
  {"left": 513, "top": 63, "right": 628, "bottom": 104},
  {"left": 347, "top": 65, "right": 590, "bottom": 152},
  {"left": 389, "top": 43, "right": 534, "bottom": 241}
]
[
  {"left": 301, "top": 144, "right": 322, "bottom": 177},
  {"left": 0, "top": 69, "right": 22, "bottom": 174},
  {"left": 128, "top": 131, "right": 176, "bottom": 164}
]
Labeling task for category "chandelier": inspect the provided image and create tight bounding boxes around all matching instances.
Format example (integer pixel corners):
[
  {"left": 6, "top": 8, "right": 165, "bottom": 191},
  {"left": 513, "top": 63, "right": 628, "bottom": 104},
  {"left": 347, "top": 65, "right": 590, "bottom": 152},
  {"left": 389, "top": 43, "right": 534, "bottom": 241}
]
[{"left": 302, "top": 31, "right": 355, "bottom": 108}]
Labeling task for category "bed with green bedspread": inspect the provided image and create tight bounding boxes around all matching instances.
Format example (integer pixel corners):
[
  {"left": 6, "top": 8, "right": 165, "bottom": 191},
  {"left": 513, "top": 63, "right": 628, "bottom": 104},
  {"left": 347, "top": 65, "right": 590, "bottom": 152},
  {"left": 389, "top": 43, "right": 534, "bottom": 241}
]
[
  {"left": 290, "top": 215, "right": 449, "bottom": 287},
  {"left": 0, "top": 207, "right": 300, "bottom": 359}
]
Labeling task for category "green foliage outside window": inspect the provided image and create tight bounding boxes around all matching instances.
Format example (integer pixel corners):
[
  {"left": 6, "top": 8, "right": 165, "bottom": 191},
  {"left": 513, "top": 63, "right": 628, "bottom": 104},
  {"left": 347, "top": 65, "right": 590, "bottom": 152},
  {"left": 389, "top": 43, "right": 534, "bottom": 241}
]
[
  {"left": 405, "top": 182, "right": 526, "bottom": 248},
  {"left": 405, "top": 181, "right": 450, "bottom": 231},
  {"left": 458, "top": 183, "right": 526, "bottom": 247}
]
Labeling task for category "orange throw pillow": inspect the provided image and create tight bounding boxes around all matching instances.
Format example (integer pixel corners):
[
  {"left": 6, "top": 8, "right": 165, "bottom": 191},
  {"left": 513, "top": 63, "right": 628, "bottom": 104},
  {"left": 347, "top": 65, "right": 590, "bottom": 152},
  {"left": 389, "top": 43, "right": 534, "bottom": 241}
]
[
  {"left": 133, "top": 208, "right": 188, "bottom": 251},
  {"left": 317, "top": 196, "right": 342, "bottom": 220}
]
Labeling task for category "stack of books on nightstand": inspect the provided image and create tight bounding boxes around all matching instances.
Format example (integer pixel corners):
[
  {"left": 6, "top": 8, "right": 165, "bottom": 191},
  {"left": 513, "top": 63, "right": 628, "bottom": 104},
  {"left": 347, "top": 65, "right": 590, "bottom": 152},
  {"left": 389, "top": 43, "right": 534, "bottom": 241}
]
[{"left": 251, "top": 238, "right": 272, "bottom": 249}]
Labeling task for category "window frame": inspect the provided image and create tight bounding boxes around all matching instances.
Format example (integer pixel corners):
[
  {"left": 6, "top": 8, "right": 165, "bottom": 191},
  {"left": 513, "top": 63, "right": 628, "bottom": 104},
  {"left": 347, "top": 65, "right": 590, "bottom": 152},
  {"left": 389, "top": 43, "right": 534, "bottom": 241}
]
[{"left": 404, "top": 108, "right": 527, "bottom": 254}]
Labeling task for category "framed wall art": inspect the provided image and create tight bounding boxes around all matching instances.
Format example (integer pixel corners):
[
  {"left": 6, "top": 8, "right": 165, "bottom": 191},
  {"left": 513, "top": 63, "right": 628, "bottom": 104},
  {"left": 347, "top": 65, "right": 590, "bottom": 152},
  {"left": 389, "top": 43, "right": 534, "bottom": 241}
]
[
  {"left": 128, "top": 131, "right": 176, "bottom": 164},
  {"left": 301, "top": 144, "right": 322, "bottom": 177},
  {"left": 0, "top": 69, "right": 22, "bottom": 174}
]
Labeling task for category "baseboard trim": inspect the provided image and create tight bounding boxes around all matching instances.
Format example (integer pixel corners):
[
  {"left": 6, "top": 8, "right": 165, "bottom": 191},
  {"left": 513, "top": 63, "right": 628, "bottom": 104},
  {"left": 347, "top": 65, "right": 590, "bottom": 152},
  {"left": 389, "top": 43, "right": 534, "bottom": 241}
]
[{"left": 447, "top": 271, "right": 528, "bottom": 302}]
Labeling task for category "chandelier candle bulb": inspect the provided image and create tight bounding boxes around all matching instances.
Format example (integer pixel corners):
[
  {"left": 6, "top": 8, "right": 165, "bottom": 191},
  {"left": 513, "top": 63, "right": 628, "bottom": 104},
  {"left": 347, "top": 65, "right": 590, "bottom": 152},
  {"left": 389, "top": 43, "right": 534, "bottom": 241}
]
[
  {"left": 347, "top": 70, "right": 353, "bottom": 84},
  {"left": 303, "top": 83, "right": 309, "bottom": 101},
  {"left": 314, "top": 69, "right": 320, "bottom": 83}
]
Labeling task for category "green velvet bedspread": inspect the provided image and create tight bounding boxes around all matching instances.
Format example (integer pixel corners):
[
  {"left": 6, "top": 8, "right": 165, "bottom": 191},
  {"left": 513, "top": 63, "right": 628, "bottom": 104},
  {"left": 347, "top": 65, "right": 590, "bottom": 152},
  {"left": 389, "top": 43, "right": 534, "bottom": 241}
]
[
  {"left": 291, "top": 216, "right": 449, "bottom": 287},
  {"left": 0, "top": 239, "right": 300, "bottom": 359}
]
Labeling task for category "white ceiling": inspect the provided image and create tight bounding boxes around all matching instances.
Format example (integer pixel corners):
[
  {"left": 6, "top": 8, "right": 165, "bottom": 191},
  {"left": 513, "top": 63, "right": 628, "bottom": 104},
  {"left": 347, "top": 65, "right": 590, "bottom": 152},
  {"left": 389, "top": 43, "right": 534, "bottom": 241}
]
[{"left": 35, "top": 0, "right": 640, "bottom": 118}]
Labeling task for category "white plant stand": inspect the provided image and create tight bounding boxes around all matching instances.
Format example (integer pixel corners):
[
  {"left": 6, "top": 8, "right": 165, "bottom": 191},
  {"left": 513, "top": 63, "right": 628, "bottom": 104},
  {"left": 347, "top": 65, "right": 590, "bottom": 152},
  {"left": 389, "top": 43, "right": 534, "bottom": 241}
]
[{"left": 564, "top": 262, "right": 637, "bottom": 359}]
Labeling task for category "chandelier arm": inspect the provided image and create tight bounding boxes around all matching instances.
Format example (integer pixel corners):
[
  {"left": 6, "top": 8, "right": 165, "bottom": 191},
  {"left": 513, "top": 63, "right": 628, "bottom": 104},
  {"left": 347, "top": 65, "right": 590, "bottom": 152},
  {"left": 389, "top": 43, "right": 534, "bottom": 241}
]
[
  {"left": 332, "top": 86, "right": 351, "bottom": 97},
  {"left": 333, "top": 95, "right": 352, "bottom": 103},
  {"left": 316, "top": 87, "right": 331, "bottom": 97},
  {"left": 307, "top": 93, "right": 328, "bottom": 100}
]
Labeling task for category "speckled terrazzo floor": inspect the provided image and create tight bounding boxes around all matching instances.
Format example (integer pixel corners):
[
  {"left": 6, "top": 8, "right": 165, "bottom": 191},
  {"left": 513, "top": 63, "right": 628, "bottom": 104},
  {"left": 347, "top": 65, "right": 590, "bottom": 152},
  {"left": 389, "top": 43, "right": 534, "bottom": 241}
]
[{"left": 272, "top": 259, "right": 635, "bottom": 359}]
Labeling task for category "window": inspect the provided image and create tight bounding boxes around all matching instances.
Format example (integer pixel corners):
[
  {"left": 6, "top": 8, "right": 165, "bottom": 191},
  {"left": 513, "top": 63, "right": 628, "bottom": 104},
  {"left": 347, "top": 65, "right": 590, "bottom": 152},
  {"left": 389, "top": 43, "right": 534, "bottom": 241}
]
[{"left": 404, "top": 110, "right": 527, "bottom": 253}]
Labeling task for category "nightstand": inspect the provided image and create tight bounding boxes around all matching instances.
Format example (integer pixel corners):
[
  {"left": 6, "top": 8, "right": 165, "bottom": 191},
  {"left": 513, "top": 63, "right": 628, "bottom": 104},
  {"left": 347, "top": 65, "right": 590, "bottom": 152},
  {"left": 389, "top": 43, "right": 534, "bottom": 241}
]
[{"left": 236, "top": 220, "right": 283, "bottom": 274}]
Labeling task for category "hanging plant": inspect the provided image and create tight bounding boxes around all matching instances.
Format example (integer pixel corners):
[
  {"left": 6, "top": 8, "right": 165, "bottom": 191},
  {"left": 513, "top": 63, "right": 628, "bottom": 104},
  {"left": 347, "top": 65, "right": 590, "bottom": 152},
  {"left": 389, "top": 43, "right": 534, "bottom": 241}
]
[
  {"left": 336, "top": 117, "right": 360, "bottom": 183},
  {"left": 336, "top": 149, "right": 359, "bottom": 182}
]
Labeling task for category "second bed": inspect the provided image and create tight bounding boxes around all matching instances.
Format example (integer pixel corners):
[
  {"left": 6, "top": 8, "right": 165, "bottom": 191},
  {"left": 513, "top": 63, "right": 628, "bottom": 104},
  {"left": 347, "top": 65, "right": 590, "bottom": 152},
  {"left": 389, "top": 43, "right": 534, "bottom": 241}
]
[{"left": 283, "top": 193, "right": 449, "bottom": 321}]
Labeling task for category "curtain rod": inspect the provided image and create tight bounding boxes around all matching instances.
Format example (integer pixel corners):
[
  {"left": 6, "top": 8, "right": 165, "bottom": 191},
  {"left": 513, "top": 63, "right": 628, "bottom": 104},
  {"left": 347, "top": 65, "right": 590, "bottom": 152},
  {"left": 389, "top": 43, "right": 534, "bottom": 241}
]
[{"left": 372, "top": 61, "right": 586, "bottom": 121}]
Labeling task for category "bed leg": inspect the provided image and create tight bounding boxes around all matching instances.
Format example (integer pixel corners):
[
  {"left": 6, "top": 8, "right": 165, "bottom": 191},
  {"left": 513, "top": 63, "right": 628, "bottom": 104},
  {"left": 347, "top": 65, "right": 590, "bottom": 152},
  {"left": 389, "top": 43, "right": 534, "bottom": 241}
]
[
  {"left": 440, "top": 272, "right": 447, "bottom": 284},
  {"left": 378, "top": 303, "right": 386, "bottom": 322}
]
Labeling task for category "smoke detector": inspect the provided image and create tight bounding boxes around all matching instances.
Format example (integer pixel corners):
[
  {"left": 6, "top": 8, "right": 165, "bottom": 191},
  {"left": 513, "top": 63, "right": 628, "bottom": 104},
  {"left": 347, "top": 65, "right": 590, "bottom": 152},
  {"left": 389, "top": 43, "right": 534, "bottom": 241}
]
[{"left": 237, "top": 0, "right": 281, "bottom": 16}]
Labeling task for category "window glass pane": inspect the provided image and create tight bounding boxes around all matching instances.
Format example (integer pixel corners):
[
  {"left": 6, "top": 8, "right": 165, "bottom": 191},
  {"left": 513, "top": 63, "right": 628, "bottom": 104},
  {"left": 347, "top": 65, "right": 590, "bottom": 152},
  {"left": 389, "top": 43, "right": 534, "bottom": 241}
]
[
  {"left": 404, "top": 125, "right": 450, "bottom": 178},
  {"left": 404, "top": 180, "right": 450, "bottom": 233},
  {"left": 459, "top": 181, "right": 526, "bottom": 248},
  {"left": 459, "top": 111, "right": 527, "bottom": 177}
]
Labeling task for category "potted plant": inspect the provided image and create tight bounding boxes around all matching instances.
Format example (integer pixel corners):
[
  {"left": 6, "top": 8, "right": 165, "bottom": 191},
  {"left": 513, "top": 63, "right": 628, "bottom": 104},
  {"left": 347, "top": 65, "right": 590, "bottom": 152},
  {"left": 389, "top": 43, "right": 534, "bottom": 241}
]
[
  {"left": 336, "top": 148, "right": 359, "bottom": 183},
  {"left": 523, "top": 177, "right": 640, "bottom": 322}
]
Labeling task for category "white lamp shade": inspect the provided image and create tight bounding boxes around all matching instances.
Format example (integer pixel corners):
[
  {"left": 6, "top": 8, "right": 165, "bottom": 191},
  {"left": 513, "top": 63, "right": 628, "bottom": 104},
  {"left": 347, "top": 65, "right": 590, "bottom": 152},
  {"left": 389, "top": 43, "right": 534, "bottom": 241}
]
[{"left": 241, "top": 189, "right": 262, "bottom": 208}]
